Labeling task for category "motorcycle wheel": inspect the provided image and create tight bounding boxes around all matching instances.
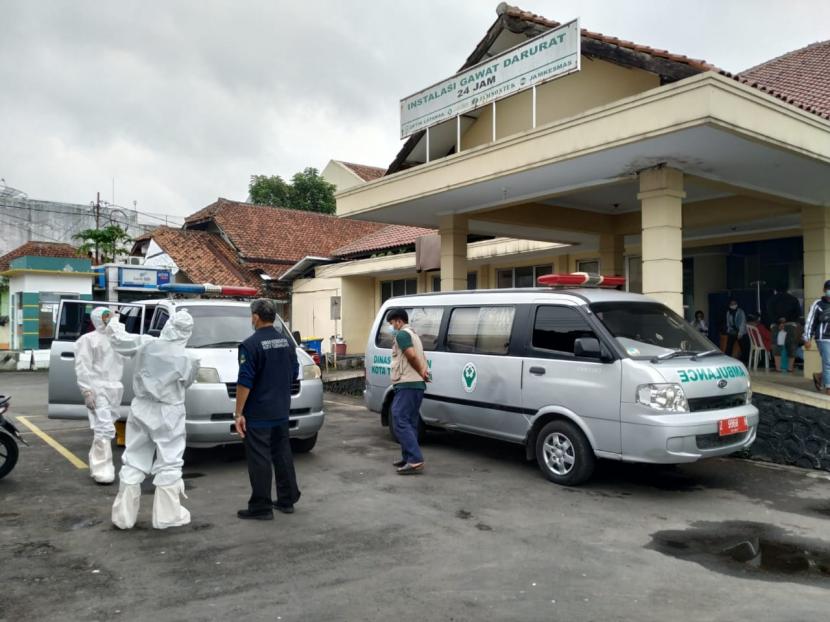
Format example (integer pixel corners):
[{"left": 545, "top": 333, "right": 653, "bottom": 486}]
[{"left": 0, "top": 434, "right": 19, "bottom": 480}]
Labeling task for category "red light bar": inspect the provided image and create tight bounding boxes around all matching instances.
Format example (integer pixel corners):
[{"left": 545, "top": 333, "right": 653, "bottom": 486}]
[
  {"left": 537, "top": 273, "right": 626, "bottom": 288},
  {"left": 159, "top": 283, "right": 258, "bottom": 296}
]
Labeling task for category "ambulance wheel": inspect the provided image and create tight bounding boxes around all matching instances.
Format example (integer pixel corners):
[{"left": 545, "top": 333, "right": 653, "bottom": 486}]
[
  {"left": 0, "top": 434, "right": 19, "bottom": 480},
  {"left": 290, "top": 434, "right": 317, "bottom": 454},
  {"left": 535, "top": 420, "right": 595, "bottom": 486}
]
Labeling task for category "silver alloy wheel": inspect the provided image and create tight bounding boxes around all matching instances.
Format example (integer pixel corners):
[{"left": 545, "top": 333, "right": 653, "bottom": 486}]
[{"left": 542, "top": 432, "right": 576, "bottom": 476}]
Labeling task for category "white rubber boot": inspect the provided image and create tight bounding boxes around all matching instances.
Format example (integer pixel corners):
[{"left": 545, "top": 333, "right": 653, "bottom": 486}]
[
  {"left": 112, "top": 482, "right": 142, "bottom": 529},
  {"left": 89, "top": 438, "right": 115, "bottom": 484},
  {"left": 152, "top": 480, "right": 190, "bottom": 530}
]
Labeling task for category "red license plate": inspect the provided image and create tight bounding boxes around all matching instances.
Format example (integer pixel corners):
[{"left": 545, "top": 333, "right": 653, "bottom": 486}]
[{"left": 718, "top": 416, "right": 748, "bottom": 436}]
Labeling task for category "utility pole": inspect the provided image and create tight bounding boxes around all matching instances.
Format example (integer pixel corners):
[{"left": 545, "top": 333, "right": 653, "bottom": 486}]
[{"left": 94, "top": 192, "right": 101, "bottom": 265}]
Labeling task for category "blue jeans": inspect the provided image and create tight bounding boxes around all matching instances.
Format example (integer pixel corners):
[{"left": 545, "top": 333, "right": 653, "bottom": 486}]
[
  {"left": 818, "top": 341, "right": 830, "bottom": 388},
  {"left": 391, "top": 388, "right": 424, "bottom": 464}
]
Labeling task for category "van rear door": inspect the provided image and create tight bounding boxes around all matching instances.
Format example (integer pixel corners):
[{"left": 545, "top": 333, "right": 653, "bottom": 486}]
[
  {"left": 48, "top": 300, "right": 144, "bottom": 420},
  {"left": 521, "top": 304, "right": 622, "bottom": 454}
]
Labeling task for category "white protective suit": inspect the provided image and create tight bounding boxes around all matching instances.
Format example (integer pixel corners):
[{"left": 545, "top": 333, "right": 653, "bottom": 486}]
[
  {"left": 74, "top": 307, "right": 124, "bottom": 484},
  {"left": 107, "top": 310, "right": 200, "bottom": 530}
]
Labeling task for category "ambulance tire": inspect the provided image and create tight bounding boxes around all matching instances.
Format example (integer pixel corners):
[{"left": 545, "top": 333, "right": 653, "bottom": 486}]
[
  {"left": 290, "top": 434, "right": 317, "bottom": 454},
  {"left": 535, "top": 420, "right": 595, "bottom": 486}
]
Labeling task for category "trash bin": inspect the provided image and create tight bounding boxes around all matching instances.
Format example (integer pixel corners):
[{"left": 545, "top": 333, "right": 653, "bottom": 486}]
[{"left": 303, "top": 337, "right": 323, "bottom": 356}]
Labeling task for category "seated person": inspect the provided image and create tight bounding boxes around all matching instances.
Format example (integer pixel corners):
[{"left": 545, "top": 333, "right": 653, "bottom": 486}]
[{"left": 771, "top": 317, "right": 800, "bottom": 373}]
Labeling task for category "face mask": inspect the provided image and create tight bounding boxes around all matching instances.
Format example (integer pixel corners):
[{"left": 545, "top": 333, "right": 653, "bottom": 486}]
[
  {"left": 824, "top": 291, "right": 830, "bottom": 298},
  {"left": 383, "top": 324, "right": 398, "bottom": 336},
  {"left": 251, "top": 321, "right": 258, "bottom": 331},
  {"left": 729, "top": 305, "right": 737, "bottom": 311}
]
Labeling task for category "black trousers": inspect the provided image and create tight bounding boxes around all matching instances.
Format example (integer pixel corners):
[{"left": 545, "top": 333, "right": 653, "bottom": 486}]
[
  {"left": 243, "top": 422, "right": 300, "bottom": 513},
  {"left": 726, "top": 333, "right": 751, "bottom": 365}
]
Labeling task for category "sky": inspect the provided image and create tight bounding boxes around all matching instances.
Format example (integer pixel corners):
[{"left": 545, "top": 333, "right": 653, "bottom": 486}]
[{"left": 1, "top": 0, "right": 828, "bottom": 225}]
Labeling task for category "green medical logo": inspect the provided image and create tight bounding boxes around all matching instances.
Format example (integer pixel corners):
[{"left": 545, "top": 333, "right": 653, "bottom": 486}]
[{"left": 462, "top": 362, "right": 477, "bottom": 393}]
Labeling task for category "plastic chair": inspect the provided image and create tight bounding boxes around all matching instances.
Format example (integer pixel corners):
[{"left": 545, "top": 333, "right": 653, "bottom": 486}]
[{"left": 746, "top": 324, "right": 770, "bottom": 372}]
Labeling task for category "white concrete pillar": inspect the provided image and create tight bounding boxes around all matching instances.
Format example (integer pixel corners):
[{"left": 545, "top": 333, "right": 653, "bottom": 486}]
[
  {"left": 801, "top": 205, "right": 830, "bottom": 377},
  {"left": 439, "top": 215, "right": 468, "bottom": 291},
  {"left": 637, "top": 167, "right": 685, "bottom": 314}
]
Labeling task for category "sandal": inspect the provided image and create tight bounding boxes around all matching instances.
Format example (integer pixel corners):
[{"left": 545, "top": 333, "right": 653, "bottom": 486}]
[{"left": 397, "top": 463, "right": 424, "bottom": 475}]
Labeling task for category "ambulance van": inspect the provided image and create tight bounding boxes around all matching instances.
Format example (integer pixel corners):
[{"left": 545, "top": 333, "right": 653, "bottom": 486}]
[{"left": 364, "top": 275, "right": 758, "bottom": 485}]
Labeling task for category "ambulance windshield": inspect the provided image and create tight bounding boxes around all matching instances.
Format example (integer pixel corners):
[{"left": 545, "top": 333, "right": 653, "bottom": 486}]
[{"left": 589, "top": 301, "right": 715, "bottom": 359}]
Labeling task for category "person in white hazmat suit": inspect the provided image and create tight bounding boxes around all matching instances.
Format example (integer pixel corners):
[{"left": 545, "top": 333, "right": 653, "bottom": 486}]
[
  {"left": 106, "top": 309, "right": 200, "bottom": 530},
  {"left": 74, "top": 307, "right": 123, "bottom": 484}
]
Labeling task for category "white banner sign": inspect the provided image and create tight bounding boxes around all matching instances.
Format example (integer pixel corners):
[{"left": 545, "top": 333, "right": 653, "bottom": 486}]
[{"left": 400, "top": 19, "right": 580, "bottom": 138}]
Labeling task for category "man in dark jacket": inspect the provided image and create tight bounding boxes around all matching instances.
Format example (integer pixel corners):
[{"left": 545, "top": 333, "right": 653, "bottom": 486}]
[
  {"left": 766, "top": 288, "right": 801, "bottom": 324},
  {"left": 234, "top": 298, "right": 300, "bottom": 520}
]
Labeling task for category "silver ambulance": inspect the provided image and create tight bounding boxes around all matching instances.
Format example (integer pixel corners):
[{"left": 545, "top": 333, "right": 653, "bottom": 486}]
[
  {"left": 364, "top": 286, "right": 758, "bottom": 485},
  {"left": 48, "top": 298, "right": 325, "bottom": 451}
]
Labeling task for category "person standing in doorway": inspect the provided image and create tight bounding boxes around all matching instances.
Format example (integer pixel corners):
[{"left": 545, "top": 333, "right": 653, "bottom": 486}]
[
  {"left": 692, "top": 310, "right": 708, "bottom": 335},
  {"left": 804, "top": 281, "right": 830, "bottom": 394},
  {"left": 387, "top": 308, "right": 430, "bottom": 475},
  {"left": 725, "top": 299, "right": 750, "bottom": 364},
  {"left": 235, "top": 299, "right": 301, "bottom": 520}
]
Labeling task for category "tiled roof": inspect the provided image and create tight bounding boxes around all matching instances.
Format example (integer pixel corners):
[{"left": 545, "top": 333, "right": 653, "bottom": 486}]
[
  {"left": 185, "top": 198, "right": 386, "bottom": 263},
  {"left": 338, "top": 161, "right": 387, "bottom": 182},
  {"left": 146, "top": 227, "right": 261, "bottom": 291},
  {"left": 499, "top": 5, "right": 718, "bottom": 72},
  {"left": 735, "top": 40, "right": 830, "bottom": 120},
  {"left": 0, "top": 241, "right": 79, "bottom": 271},
  {"left": 333, "top": 224, "right": 435, "bottom": 258}
]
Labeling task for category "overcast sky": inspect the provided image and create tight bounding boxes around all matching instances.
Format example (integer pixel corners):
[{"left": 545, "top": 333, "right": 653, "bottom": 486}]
[{"left": 1, "top": 0, "right": 827, "bottom": 224}]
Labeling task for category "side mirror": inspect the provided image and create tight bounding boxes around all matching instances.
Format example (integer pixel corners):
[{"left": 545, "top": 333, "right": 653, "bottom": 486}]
[
  {"left": 574, "top": 337, "right": 600, "bottom": 358},
  {"left": 574, "top": 337, "right": 612, "bottom": 362}
]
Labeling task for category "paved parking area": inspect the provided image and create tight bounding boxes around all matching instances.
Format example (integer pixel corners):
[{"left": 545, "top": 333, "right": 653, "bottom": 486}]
[{"left": 1, "top": 371, "right": 829, "bottom": 621}]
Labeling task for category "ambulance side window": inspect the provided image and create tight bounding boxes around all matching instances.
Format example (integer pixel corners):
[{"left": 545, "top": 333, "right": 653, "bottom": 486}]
[
  {"left": 374, "top": 307, "right": 444, "bottom": 350},
  {"left": 148, "top": 309, "right": 169, "bottom": 337},
  {"left": 531, "top": 306, "right": 597, "bottom": 358},
  {"left": 446, "top": 306, "right": 515, "bottom": 355}
]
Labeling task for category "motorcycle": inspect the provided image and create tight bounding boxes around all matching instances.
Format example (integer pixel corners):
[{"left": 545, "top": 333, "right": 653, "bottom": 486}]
[{"left": 0, "top": 395, "right": 28, "bottom": 479}]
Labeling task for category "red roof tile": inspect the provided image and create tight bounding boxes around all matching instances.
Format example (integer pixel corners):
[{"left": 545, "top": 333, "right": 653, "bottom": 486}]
[
  {"left": 185, "top": 198, "right": 387, "bottom": 263},
  {"left": 0, "top": 241, "right": 79, "bottom": 271},
  {"left": 333, "top": 224, "right": 435, "bottom": 258},
  {"left": 500, "top": 5, "right": 719, "bottom": 72},
  {"left": 735, "top": 40, "right": 830, "bottom": 120},
  {"left": 146, "top": 227, "right": 262, "bottom": 291},
  {"left": 338, "top": 161, "right": 387, "bottom": 182}
]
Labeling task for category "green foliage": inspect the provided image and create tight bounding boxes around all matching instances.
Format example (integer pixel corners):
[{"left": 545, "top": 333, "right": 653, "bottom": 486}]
[
  {"left": 248, "top": 168, "right": 336, "bottom": 214},
  {"left": 73, "top": 225, "right": 132, "bottom": 263}
]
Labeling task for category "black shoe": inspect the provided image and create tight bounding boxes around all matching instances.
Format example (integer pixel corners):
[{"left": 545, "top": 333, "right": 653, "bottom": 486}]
[
  {"left": 274, "top": 505, "right": 294, "bottom": 514},
  {"left": 393, "top": 459, "right": 406, "bottom": 468},
  {"left": 237, "top": 509, "right": 274, "bottom": 520},
  {"left": 397, "top": 463, "right": 424, "bottom": 475}
]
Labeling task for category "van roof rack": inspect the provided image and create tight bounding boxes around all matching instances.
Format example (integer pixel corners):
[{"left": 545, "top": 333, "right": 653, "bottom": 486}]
[{"left": 537, "top": 273, "right": 625, "bottom": 288}]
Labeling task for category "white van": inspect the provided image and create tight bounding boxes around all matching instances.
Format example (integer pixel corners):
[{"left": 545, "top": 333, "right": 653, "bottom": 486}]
[
  {"left": 48, "top": 298, "right": 325, "bottom": 452},
  {"left": 365, "top": 286, "right": 758, "bottom": 485}
]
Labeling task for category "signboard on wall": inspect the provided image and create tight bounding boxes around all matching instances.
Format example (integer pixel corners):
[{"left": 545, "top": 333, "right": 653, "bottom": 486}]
[
  {"left": 330, "top": 296, "right": 341, "bottom": 321},
  {"left": 399, "top": 18, "right": 580, "bottom": 138},
  {"left": 119, "top": 268, "right": 171, "bottom": 288}
]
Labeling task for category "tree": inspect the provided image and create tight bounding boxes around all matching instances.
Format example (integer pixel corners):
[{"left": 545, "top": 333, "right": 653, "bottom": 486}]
[
  {"left": 248, "top": 174, "right": 290, "bottom": 207},
  {"left": 248, "top": 168, "right": 336, "bottom": 214},
  {"left": 73, "top": 224, "right": 132, "bottom": 264}
]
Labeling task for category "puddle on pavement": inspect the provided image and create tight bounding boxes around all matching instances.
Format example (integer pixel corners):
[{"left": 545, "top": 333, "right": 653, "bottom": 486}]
[{"left": 649, "top": 521, "right": 830, "bottom": 586}]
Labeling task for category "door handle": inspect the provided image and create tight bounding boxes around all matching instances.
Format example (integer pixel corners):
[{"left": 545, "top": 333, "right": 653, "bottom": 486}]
[
  {"left": 61, "top": 352, "right": 75, "bottom": 360},
  {"left": 529, "top": 366, "right": 546, "bottom": 375}
]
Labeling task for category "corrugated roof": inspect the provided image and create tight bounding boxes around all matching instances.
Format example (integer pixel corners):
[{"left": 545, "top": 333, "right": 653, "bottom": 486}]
[
  {"left": 735, "top": 39, "right": 830, "bottom": 120},
  {"left": 333, "top": 224, "right": 435, "bottom": 258},
  {"left": 0, "top": 241, "right": 79, "bottom": 272}
]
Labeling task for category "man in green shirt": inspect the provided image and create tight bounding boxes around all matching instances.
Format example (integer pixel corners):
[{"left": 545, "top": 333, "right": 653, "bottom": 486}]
[{"left": 387, "top": 308, "right": 430, "bottom": 475}]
